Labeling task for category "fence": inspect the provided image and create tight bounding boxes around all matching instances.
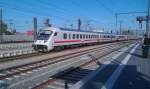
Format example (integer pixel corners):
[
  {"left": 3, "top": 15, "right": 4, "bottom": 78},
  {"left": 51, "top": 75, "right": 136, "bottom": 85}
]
[{"left": 0, "top": 34, "right": 34, "bottom": 43}]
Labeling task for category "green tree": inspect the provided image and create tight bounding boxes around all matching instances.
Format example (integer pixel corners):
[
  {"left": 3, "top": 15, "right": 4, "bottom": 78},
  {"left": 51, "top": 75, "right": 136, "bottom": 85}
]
[
  {"left": 122, "top": 30, "right": 134, "bottom": 35},
  {"left": 0, "top": 23, "right": 8, "bottom": 35}
]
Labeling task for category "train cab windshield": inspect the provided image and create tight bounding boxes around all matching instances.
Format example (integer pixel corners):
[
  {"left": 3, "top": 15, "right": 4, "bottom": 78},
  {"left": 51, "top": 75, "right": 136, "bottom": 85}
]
[{"left": 37, "top": 30, "right": 53, "bottom": 40}]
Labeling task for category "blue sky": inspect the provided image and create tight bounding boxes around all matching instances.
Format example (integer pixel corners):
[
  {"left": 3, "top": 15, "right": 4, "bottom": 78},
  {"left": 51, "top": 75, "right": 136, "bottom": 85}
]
[{"left": 0, "top": 0, "right": 147, "bottom": 33}]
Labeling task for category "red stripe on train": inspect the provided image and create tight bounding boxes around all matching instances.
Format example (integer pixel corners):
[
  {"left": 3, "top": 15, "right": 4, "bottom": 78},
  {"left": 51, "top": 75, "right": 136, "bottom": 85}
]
[
  {"left": 54, "top": 40, "right": 81, "bottom": 43},
  {"left": 54, "top": 38, "right": 111, "bottom": 43}
]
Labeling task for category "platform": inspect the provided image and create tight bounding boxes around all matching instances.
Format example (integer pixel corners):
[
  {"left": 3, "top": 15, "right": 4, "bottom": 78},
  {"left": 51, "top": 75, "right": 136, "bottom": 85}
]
[
  {"left": 71, "top": 43, "right": 150, "bottom": 89},
  {"left": 112, "top": 44, "right": 150, "bottom": 89}
]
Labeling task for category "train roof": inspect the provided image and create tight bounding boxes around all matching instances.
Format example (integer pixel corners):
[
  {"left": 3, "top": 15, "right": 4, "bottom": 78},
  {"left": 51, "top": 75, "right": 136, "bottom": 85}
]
[
  {"left": 59, "top": 27, "right": 117, "bottom": 35},
  {"left": 59, "top": 27, "right": 97, "bottom": 33},
  {"left": 44, "top": 27, "right": 118, "bottom": 35}
]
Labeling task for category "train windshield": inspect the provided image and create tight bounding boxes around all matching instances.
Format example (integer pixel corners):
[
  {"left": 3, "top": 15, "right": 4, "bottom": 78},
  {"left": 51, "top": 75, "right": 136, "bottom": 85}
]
[{"left": 37, "top": 30, "right": 53, "bottom": 40}]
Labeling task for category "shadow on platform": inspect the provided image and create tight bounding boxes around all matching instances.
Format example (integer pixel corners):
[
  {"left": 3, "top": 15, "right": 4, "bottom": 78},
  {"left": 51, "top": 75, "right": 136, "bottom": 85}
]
[
  {"left": 78, "top": 64, "right": 150, "bottom": 89},
  {"left": 50, "top": 67, "right": 94, "bottom": 89},
  {"left": 112, "top": 65, "right": 150, "bottom": 89},
  {"left": 49, "top": 52, "right": 150, "bottom": 89}
]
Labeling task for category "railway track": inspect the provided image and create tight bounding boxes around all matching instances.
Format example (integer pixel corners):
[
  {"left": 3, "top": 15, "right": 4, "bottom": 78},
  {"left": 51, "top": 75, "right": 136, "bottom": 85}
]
[
  {"left": 32, "top": 59, "right": 101, "bottom": 89},
  {"left": 0, "top": 41, "right": 136, "bottom": 89},
  {"left": 0, "top": 52, "right": 44, "bottom": 62},
  {"left": 0, "top": 41, "right": 126, "bottom": 63},
  {"left": 0, "top": 41, "right": 128, "bottom": 70},
  {"left": 0, "top": 43, "right": 121, "bottom": 79},
  {"left": 0, "top": 41, "right": 134, "bottom": 89},
  {"left": 31, "top": 42, "right": 132, "bottom": 89}
]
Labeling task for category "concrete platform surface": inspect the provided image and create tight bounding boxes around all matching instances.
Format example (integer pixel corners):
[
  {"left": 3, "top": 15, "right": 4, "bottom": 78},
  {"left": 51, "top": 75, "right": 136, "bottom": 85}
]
[
  {"left": 71, "top": 43, "right": 150, "bottom": 89},
  {"left": 112, "top": 44, "right": 150, "bottom": 89}
]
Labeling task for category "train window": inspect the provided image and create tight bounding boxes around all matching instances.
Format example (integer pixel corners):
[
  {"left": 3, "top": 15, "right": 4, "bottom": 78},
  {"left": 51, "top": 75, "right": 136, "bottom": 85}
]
[
  {"left": 104, "top": 35, "right": 105, "bottom": 38},
  {"left": 89, "top": 35, "right": 90, "bottom": 38},
  {"left": 83, "top": 34, "right": 85, "bottom": 39},
  {"left": 63, "top": 33, "right": 67, "bottom": 39},
  {"left": 86, "top": 35, "right": 88, "bottom": 38},
  {"left": 54, "top": 32, "right": 57, "bottom": 36},
  {"left": 73, "top": 34, "right": 75, "bottom": 39},
  {"left": 77, "top": 34, "right": 79, "bottom": 39},
  {"left": 75, "top": 34, "right": 76, "bottom": 39},
  {"left": 80, "top": 34, "right": 82, "bottom": 39},
  {"left": 69, "top": 34, "right": 71, "bottom": 39}
]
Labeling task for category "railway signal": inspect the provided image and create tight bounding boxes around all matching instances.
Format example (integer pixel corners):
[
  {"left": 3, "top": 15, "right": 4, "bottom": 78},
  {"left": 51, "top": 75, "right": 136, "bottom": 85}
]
[
  {"left": 136, "top": 0, "right": 150, "bottom": 58},
  {"left": 0, "top": 8, "right": 3, "bottom": 43},
  {"left": 78, "top": 19, "right": 81, "bottom": 31},
  {"left": 33, "top": 17, "right": 37, "bottom": 41}
]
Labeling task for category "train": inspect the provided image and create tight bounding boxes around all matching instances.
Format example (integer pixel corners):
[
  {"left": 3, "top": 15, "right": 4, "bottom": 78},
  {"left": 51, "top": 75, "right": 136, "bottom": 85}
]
[{"left": 32, "top": 27, "right": 136, "bottom": 52}]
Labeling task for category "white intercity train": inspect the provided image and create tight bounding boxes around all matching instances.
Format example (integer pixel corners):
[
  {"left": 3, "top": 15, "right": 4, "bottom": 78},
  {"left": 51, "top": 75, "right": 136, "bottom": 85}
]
[{"left": 32, "top": 27, "right": 136, "bottom": 52}]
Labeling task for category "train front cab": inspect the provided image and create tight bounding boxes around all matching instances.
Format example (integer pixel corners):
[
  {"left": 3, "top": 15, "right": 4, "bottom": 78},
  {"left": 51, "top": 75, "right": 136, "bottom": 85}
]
[{"left": 33, "top": 29, "right": 54, "bottom": 52}]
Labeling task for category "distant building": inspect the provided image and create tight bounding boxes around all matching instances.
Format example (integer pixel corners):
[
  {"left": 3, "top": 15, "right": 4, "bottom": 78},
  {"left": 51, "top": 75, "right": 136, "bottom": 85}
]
[
  {"left": 15, "top": 32, "right": 21, "bottom": 34},
  {"left": 92, "top": 28, "right": 104, "bottom": 33},
  {"left": 12, "top": 29, "right": 16, "bottom": 34},
  {"left": 27, "top": 30, "right": 33, "bottom": 36}
]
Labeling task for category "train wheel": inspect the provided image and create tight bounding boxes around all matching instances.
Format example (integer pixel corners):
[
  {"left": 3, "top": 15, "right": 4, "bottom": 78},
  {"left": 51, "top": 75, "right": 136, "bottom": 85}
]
[{"left": 55, "top": 47, "right": 62, "bottom": 51}]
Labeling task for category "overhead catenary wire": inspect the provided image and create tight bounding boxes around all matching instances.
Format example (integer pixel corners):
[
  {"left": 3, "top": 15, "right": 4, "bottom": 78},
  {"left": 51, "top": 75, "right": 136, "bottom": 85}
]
[
  {"left": 37, "top": 0, "right": 76, "bottom": 17},
  {"left": 19, "top": 0, "right": 77, "bottom": 18},
  {"left": 0, "top": 0, "right": 113, "bottom": 31},
  {"left": 95, "top": 0, "right": 114, "bottom": 15},
  {"left": 0, "top": 1, "right": 74, "bottom": 21}
]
